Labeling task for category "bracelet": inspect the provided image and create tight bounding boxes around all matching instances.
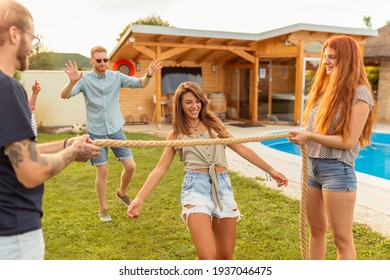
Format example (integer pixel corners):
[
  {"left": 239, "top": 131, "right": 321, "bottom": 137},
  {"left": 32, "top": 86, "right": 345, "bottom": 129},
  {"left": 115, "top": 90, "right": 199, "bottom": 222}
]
[
  {"left": 63, "top": 138, "right": 68, "bottom": 149},
  {"left": 146, "top": 71, "right": 153, "bottom": 78},
  {"left": 264, "top": 164, "right": 272, "bottom": 181}
]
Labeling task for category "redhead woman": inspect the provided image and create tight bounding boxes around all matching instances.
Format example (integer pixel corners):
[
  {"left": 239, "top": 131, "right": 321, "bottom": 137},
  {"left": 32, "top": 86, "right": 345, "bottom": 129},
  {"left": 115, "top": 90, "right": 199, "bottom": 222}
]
[{"left": 289, "top": 35, "right": 376, "bottom": 259}]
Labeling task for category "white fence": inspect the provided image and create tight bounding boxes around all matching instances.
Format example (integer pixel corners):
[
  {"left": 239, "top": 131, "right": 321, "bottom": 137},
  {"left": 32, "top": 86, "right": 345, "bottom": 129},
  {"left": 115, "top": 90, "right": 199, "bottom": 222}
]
[{"left": 20, "top": 70, "right": 86, "bottom": 127}]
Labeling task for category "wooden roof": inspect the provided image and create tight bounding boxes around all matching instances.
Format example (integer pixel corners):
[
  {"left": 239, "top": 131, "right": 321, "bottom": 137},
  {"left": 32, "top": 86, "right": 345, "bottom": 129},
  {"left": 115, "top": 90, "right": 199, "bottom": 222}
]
[
  {"left": 109, "top": 23, "right": 377, "bottom": 65},
  {"left": 364, "top": 24, "right": 390, "bottom": 60},
  {"left": 109, "top": 24, "right": 257, "bottom": 64}
]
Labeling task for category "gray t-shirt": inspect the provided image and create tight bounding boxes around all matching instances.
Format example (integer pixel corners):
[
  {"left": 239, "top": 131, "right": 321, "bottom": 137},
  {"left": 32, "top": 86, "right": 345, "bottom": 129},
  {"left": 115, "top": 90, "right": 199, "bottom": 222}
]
[
  {"left": 178, "top": 130, "right": 228, "bottom": 171},
  {"left": 306, "top": 85, "right": 374, "bottom": 166}
]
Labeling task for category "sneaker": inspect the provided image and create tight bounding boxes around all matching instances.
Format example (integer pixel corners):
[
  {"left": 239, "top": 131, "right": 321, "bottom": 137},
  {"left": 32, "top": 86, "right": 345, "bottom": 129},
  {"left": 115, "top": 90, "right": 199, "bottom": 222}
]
[
  {"left": 116, "top": 191, "right": 131, "bottom": 206},
  {"left": 98, "top": 209, "right": 112, "bottom": 222}
]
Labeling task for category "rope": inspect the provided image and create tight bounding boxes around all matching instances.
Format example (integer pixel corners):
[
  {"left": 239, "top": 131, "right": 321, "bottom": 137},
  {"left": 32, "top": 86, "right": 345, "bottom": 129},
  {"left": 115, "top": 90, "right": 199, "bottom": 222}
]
[
  {"left": 93, "top": 132, "right": 309, "bottom": 260},
  {"left": 300, "top": 144, "right": 309, "bottom": 260},
  {"left": 93, "top": 132, "right": 291, "bottom": 148}
]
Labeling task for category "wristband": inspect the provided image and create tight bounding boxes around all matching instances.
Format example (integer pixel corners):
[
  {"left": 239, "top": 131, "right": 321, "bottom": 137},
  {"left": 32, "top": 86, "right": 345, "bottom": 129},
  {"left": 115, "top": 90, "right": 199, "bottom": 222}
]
[
  {"left": 146, "top": 71, "right": 153, "bottom": 78},
  {"left": 264, "top": 164, "right": 272, "bottom": 181}
]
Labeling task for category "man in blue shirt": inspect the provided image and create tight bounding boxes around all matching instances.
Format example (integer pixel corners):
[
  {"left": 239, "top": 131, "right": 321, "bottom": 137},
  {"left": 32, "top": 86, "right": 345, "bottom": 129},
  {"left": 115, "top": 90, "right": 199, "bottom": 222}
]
[
  {"left": 60, "top": 46, "right": 162, "bottom": 221},
  {"left": 0, "top": 0, "right": 100, "bottom": 259}
]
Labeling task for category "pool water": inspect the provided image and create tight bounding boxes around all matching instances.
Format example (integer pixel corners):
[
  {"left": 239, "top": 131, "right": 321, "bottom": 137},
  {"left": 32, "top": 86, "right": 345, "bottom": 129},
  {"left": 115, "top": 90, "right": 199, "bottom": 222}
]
[{"left": 261, "top": 132, "right": 390, "bottom": 180}]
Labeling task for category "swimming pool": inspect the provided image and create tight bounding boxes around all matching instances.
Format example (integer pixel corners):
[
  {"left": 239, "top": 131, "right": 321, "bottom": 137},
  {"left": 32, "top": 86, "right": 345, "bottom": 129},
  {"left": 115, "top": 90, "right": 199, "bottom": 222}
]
[{"left": 261, "top": 132, "right": 390, "bottom": 180}]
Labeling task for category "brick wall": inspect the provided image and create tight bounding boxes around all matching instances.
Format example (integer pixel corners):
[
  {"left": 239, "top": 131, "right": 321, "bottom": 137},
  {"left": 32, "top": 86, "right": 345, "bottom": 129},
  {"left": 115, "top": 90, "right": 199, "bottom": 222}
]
[{"left": 377, "top": 61, "right": 390, "bottom": 123}]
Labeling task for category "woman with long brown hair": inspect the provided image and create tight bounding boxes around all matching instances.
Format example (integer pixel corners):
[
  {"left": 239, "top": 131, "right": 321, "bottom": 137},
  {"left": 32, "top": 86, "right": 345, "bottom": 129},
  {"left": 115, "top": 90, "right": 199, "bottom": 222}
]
[
  {"left": 289, "top": 35, "right": 376, "bottom": 259},
  {"left": 127, "top": 81, "right": 288, "bottom": 259}
]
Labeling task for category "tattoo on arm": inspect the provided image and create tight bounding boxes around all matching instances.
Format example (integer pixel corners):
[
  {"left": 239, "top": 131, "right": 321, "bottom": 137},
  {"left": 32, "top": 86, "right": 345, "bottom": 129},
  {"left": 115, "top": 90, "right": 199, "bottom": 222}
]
[
  {"left": 28, "top": 141, "right": 39, "bottom": 163},
  {"left": 28, "top": 141, "right": 50, "bottom": 167},
  {"left": 5, "top": 140, "right": 77, "bottom": 181},
  {"left": 5, "top": 143, "right": 24, "bottom": 168},
  {"left": 5, "top": 137, "right": 89, "bottom": 180},
  {"left": 6, "top": 140, "right": 50, "bottom": 169}
]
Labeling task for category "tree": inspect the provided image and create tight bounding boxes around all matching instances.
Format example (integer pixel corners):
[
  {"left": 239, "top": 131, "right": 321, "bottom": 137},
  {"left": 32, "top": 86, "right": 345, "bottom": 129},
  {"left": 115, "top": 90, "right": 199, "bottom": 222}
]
[
  {"left": 29, "top": 52, "right": 56, "bottom": 70},
  {"left": 365, "top": 66, "right": 379, "bottom": 91},
  {"left": 363, "top": 16, "right": 372, "bottom": 28},
  {"left": 13, "top": 71, "right": 22, "bottom": 81},
  {"left": 28, "top": 35, "right": 55, "bottom": 70},
  {"left": 116, "top": 14, "right": 172, "bottom": 42}
]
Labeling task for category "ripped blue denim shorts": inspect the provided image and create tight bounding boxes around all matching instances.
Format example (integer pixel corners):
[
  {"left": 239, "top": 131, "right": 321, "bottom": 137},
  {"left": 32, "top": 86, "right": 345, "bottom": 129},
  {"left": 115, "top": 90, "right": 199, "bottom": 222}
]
[
  {"left": 307, "top": 158, "right": 357, "bottom": 192},
  {"left": 181, "top": 171, "right": 241, "bottom": 221}
]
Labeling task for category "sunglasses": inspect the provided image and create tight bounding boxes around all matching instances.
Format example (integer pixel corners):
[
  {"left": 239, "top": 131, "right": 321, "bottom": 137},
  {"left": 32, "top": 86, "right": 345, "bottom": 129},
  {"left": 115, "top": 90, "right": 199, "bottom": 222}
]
[
  {"left": 94, "top": 58, "right": 109, "bottom": 63},
  {"left": 21, "top": 29, "right": 40, "bottom": 49}
]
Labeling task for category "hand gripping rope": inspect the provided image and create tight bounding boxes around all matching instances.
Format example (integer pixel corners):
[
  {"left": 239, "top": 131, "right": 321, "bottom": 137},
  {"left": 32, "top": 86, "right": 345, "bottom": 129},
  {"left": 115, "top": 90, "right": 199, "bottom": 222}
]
[{"left": 93, "top": 132, "right": 309, "bottom": 260}]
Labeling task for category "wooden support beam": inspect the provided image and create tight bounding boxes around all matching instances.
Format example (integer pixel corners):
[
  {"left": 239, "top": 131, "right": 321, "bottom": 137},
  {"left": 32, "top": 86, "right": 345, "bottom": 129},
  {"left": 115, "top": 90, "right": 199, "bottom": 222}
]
[
  {"left": 174, "top": 36, "right": 188, "bottom": 43},
  {"left": 216, "top": 53, "right": 236, "bottom": 64},
  {"left": 223, "top": 63, "right": 252, "bottom": 70},
  {"left": 229, "top": 49, "right": 255, "bottom": 63},
  {"left": 160, "top": 47, "right": 191, "bottom": 60},
  {"left": 195, "top": 50, "right": 217, "bottom": 64},
  {"left": 294, "top": 40, "right": 304, "bottom": 125},
  {"left": 131, "top": 45, "right": 156, "bottom": 60},
  {"left": 153, "top": 35, "right": 164, "bottom": 42},
  {"left": 268, "top": 61, "right": 273, "bottom": 121},
  {"left": 250, "top": 56, "right": 259, "bottom": 122},
  {"left": 155, "top": 47, "right": 162, "bottom": 126},
  {"left": 258, "top": 53, "right": 298, "bottom": 58},
  {"left": 134, "top": 53, "right": 143, "bottom": 62},
  {"left": 176, "top": 48, "right": 198, "bottom": 64}
]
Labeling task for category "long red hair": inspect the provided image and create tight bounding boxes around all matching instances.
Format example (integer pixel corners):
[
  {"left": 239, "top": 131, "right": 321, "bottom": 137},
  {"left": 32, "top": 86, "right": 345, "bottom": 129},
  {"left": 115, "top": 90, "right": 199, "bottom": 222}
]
[{"left": 303, "top": 35, "right": 376, "bottom": 147}]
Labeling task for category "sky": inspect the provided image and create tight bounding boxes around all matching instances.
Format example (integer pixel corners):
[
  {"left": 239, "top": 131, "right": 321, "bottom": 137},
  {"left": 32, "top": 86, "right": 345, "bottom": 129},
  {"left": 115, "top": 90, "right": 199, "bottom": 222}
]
[{"left": 18, "top": 0, "right": 390, "bottom": 58}]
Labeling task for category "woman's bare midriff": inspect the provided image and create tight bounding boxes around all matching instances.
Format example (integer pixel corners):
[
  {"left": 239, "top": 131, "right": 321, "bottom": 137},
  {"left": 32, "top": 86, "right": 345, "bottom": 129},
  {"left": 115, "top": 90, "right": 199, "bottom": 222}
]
[{"left": 192, "top": 166, "right": 227, "bottom": 173}]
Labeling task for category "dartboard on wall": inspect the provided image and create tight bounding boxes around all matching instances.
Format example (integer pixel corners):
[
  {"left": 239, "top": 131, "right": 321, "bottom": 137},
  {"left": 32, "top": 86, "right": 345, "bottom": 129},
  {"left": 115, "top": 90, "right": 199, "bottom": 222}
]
[{"left": 113, "top": 59, "right": 135, "bottom": 76}]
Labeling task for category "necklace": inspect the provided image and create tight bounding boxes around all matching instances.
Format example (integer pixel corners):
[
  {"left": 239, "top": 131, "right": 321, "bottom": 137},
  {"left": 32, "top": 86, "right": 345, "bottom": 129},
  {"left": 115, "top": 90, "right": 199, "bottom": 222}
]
[{"left": 189, "top": 119, "right": 201, "bottom": 131}]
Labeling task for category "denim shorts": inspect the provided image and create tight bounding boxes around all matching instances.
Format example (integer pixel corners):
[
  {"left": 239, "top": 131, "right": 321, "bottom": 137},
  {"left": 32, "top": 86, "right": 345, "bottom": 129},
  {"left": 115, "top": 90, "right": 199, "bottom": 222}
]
[
  {"left": 0, "top": 229, "right": 44, "bottom": 260},
  {"left": 307, "top": 158, "right": 357, "bottom": 192},
  {"left": 181, "top": 171, "right": 241, "bottom": 221},
  {"left": 88, "top": 129, "right": 133, "bottom": 165}
]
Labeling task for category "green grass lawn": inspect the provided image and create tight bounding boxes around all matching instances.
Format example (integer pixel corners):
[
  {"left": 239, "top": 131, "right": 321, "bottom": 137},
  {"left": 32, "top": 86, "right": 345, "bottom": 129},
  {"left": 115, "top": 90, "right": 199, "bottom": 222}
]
[{"left": 39, "top": 132, "right": 390, "bottom": 260}]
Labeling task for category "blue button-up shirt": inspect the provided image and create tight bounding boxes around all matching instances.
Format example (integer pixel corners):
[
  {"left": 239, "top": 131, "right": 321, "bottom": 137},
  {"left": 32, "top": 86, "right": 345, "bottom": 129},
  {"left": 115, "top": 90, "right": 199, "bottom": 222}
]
[{"left": 70, "top": 70, "right": 141, "bottom": 135}]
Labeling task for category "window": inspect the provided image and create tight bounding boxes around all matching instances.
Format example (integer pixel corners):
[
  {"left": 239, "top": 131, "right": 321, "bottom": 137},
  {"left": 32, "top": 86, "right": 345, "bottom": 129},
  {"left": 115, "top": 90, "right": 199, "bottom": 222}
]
[
  {"left": 304, "top": 41, "right": 323, "bottom": 53},
  {"left": 161, "top": 67, "right": 203, "bottom": 94}
]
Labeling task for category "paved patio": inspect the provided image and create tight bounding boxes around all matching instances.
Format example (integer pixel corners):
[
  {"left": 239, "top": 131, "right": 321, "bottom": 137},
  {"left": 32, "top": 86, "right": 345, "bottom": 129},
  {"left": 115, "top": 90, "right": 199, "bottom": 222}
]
[{"left": 123, "top": 121, "right": 390, "bottom": 239}]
